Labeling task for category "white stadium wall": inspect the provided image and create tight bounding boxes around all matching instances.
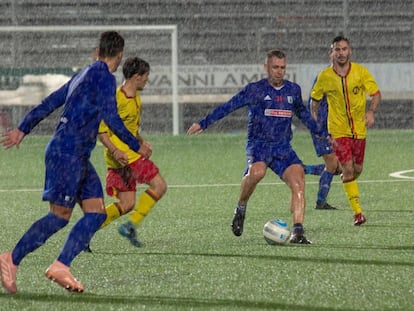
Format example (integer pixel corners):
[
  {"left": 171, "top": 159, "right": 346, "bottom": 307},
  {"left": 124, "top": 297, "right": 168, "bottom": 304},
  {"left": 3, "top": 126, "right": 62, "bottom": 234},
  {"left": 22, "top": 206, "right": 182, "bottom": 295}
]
[{"left": 0, "top": 62, "right": 413, "bottom": 133}]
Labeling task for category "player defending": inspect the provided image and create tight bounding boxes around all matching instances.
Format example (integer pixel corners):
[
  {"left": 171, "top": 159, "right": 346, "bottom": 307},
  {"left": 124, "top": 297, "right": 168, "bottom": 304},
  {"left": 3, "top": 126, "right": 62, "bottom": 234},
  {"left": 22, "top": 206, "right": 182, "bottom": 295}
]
[
  {"left": 188, "top": 49, "right": 324, "bottom": 244},
  {"left": 310, "top": 35, "right": 381, "bottom": 225},
  {"left": 95, "top": 57, "right": 167, "bottom": 247},
  {"left": 0, "top": 31, "right": 150, "bottom": 294},
  {"left": 305, "top": 48, "right": 342, "bottom": 210}
]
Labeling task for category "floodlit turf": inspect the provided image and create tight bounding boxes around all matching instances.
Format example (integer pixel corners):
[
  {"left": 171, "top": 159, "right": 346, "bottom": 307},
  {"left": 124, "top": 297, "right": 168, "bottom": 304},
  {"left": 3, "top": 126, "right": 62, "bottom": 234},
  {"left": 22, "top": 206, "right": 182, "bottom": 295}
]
[{"left": 0, "top": 129, "right": 413, "bottom": 310}]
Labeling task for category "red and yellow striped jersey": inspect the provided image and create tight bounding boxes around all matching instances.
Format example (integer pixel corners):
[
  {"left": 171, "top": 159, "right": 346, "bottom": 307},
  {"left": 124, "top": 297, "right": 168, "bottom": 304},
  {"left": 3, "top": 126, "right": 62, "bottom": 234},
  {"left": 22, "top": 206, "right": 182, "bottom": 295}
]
[
  {"left": 99, "top": 86, "right": 142, "bottom": 168},
  {"left": 311, "top": 62, "right": 380, "bottom": 139}
]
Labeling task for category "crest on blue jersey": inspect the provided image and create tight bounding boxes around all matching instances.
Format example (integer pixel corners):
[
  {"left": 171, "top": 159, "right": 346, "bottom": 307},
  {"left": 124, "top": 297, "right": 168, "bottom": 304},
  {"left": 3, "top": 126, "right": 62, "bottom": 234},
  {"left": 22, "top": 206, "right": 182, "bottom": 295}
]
[{"left": 287, "top": 96, "right": 293, "bottom": 104}]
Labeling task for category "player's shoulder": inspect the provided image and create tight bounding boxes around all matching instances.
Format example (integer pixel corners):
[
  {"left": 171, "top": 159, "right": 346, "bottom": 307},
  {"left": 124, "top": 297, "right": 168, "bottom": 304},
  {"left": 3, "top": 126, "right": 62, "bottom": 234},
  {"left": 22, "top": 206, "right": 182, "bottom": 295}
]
[
  {"left": 284, "top": 79, "right": 298, "bottom": 86},
  {"left": 283, "top": 79, "right": 301, "bottom": 92},
  {"left": 319, "top": 66, "right": 334, "bottom": 76},
  {"left": 116, "top": 85, "right": 123, "bottom": 95},
  {"left": 315, "top": 67, "right": 334, "bottom": 82},
  {"left": 350, "top": 62, "right": 370, "bottom": 73},
  {"left": 350, "top": 62, "right": 364, "bottom": 69},
  {"left": 248, "top": 78, "right": 267, "bottom": 87},
  {"left": 242, "top": 78, "right": 268, "bottom": 94},
  {"left": 89, "top": 61, "right": 113, "bottom": 79},
  {"left": 116, "top": 87, "right": 131, "bottom": 107}
]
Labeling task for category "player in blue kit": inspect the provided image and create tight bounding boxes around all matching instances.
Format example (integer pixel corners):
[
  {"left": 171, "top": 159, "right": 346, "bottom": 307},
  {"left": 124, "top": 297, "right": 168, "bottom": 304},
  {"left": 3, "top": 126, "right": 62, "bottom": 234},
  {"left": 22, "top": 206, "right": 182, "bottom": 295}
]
[
  {"left": 187, "top": 49, "right": 324, "bottom": 244},
  {"left": 0, "top": 31, "right": 150, "bottom": 294},
  {"left": 305, "top": 48, "right": 342, "bottom": 210},
  {"left": 305, "top": 93, "right": 341, "bottom": 210}
]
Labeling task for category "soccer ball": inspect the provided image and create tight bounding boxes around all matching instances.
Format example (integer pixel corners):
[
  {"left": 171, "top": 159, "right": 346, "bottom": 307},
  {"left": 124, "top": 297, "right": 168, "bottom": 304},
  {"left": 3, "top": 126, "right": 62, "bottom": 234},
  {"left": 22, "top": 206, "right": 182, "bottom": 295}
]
[{"left": 263, "top": 219, "right": 290, "bottom": 245}]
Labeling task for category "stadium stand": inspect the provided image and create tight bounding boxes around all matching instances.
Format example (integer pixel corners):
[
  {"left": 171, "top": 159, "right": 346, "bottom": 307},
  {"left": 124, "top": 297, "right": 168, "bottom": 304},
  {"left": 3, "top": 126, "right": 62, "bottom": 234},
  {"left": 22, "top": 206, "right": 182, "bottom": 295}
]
[
  {"left": 0, "top": 0, "right": 413, "bottom": 133},
  {"left": 0, "top": 0, "right": 412, "bottom": 64}
]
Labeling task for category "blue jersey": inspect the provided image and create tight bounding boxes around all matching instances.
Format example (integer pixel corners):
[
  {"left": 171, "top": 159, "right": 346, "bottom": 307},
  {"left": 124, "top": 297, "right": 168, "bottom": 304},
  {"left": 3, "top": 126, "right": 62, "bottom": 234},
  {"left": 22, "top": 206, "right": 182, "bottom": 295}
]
[
  {"left": 18, "top": 61, "right": 140, "bottom": 157},
  {"left": 199, "top": 78, "right": 319, "bottom": 154},
  {"left": 306, "top": 78, "right": 329, "bottom": 137},
  {"left": 306, "top": 95, "right": 329, "bottom": 135},
  {"left": 306, "top": 78, "right": 331, "bottom": 157}
]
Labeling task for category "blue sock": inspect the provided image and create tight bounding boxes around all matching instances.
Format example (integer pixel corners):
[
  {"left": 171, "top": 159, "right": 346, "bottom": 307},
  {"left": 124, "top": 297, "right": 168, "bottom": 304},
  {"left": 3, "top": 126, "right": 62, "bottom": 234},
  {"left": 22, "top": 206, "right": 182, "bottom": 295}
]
[
  {"left": 317, "top": 170, "right": 334, "bottom": 203},
  {"left": 12, "top": 213, "right": 68, "bottom": 265},
  {"left": 304, "top": 164, "right": 325, "bottom": 176},
  {"left": 57, "top": 213, "right": 106, "bottom": 266}
]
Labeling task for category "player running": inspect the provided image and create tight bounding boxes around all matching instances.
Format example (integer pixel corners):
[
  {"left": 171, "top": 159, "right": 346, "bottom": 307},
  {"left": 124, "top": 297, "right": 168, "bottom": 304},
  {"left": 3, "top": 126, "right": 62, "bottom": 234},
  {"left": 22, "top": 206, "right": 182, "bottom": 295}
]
[
  {"left": 0, "top": 31, "right": 150, "bottom": 294},
  {"left": 90, "top": 57, "right": 167, "bottom": 249}
]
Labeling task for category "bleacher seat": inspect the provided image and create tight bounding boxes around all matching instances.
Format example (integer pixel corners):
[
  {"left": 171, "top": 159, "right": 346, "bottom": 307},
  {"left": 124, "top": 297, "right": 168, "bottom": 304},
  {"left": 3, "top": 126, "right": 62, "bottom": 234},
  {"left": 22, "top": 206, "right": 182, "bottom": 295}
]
[{"left": 0, "top": 0, "right": 411, "bottom": 66}]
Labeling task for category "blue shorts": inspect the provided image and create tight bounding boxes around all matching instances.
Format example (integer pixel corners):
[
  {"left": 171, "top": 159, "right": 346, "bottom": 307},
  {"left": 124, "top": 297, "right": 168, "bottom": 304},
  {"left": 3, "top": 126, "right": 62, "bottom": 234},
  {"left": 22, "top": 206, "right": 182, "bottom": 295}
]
[
  {"left": 42, "top": 151, "right": 103, "bottom": 208},
  {"left": 311, "top": 133, "right": 332, "bottom": 157},
  {"left": 244, "top": 144, "right": 302, "bottom": 178}
]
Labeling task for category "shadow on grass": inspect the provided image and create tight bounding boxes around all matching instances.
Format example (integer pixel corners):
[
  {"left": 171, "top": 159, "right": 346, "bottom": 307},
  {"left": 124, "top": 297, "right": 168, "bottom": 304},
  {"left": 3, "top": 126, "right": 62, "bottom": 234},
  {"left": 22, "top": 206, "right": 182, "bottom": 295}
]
[
  {"left": 92, "top": 249, "right": 414, "bottom": 268},
  {"left": 1, "top": 292, "right": 351, "bottom": 311}
]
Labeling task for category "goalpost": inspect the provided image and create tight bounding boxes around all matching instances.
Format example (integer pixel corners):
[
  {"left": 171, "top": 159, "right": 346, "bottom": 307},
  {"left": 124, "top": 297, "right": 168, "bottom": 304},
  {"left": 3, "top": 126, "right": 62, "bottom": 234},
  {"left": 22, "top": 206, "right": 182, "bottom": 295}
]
[{"left": 0, "top": 25, "right": 180, "bottom": 135}]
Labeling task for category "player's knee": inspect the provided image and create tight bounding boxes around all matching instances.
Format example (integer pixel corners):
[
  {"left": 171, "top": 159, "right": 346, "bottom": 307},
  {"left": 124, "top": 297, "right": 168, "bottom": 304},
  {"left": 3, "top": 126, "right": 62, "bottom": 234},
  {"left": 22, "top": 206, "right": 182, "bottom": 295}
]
[
  {"left": 248, "top": 167, "right": 266, "bottom": 182},
  {"left": 291, "top": 180, "right": 305, "bottom": 192},
  {"left": 157, "top": 178, "right": 168, "bottom": 197},
  {"left": 151, "top": 175, "right": 168, "bottom": 198},
  {"left": 324, "top": 156, "right": 340, "bottom": 174}
]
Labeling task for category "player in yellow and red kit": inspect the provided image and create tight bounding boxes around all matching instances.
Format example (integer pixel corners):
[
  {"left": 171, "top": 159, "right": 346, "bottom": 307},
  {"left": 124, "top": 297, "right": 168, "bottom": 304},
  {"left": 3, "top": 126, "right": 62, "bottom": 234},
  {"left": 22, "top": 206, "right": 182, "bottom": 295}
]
[
  {"left": 95, "top": 57, "right": 167, "bottom": 248},
  {"left": 310, "top": 35, "right": 381, "bottom": 226}
]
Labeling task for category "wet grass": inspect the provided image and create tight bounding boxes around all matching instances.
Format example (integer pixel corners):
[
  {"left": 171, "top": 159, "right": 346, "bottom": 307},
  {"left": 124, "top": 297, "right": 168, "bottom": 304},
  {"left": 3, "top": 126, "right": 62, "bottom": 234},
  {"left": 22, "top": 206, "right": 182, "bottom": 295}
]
[{"left": 0, "top": 129, "right": 413, "bottom": 310}]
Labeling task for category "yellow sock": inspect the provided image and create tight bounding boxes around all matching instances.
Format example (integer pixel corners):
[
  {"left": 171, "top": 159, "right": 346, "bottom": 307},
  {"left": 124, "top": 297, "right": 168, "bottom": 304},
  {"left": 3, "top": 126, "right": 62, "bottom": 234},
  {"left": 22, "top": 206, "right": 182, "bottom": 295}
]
[
  {"left": 342, "top": 180, "right": 362, "bottom": 214},
  {"left": 101, "top": 202, "right": 125, "bottom": 229},
  {"left": 129, "top": 189, "right": 159, "bottom": 226}
]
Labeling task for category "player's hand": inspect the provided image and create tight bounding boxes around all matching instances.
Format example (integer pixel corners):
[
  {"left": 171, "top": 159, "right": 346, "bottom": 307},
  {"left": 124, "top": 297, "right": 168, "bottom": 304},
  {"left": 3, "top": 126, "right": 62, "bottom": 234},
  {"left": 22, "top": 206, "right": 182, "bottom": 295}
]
[
  {"left": 187, "top": 123, "right": 203, "bottom": 135},
  {"left": 113, "top": 149, "right": 128, "bottom": 167},
  {"left": 328, "top": 135, "right": 338, "bottom": 148},
  {"left": 138, "top": 141, "right": 152, "bottom": 159},
  {"left": 365, "top": 110, "right": 375, "bottom": 128},
  {"left": 141, "top": 141, "right": 152, "bottom": 158},
  {"left": 142, "top": 141, "right": 152, "bottom": 152},
  {"left": 1, "top": 128, "right": 25, "bottom": 149}
]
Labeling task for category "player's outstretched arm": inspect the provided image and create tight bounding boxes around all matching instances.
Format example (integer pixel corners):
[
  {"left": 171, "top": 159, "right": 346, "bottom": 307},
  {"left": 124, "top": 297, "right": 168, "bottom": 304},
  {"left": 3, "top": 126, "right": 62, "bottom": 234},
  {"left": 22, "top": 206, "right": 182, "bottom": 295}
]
[
  {"left": 187, "top": 123, "right": 203, "bottom": 135},
  {"left": 1, "top": 128, "right": 25, "bottom": 149}
]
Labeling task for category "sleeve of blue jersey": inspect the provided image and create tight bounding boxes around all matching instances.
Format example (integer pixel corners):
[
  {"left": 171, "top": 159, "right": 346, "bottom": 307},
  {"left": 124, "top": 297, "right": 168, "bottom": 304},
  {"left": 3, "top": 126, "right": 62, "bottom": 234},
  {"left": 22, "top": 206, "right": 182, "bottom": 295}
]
[
  {"left": 199, "top": 87, "right": 249, "bottom": 130},
  {"left": 294, "top": 97, "right": 321, "bottom": 135},
  {"left": 18, "top": 82, "right": 69, "bottom": 134},
  {"left": 99, "top": 77, "right": 140, "bottom": 152}
]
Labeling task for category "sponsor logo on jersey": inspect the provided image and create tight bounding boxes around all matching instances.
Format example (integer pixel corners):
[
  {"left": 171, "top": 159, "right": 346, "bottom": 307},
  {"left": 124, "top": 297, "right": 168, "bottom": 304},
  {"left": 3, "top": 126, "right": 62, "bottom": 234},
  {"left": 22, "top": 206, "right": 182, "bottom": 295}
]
[
  {"left": 264, "top": 95, "right": 272, "bottom": 101},
  {"left": 353, "top": 86, "right": 360, "bottom": 94},
  {"left": 264, "top": 109, "right": 292, "bottom": 117}
]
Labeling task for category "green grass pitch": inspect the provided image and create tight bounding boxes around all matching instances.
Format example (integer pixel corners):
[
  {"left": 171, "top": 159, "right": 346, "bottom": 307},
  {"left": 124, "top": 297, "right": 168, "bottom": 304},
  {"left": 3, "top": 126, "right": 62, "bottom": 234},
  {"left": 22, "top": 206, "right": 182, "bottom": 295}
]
[{"left": 0, "top": 129, "right": 413, "bottom": 310}]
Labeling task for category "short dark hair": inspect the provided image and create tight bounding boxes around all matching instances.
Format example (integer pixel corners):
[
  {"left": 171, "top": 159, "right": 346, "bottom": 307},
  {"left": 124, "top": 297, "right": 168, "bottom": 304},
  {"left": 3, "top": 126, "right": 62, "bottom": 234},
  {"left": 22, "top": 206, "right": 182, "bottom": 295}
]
[
  {"left": 98, "top": 31, "right": 124, "bottom": 58},
  {"left": 266, "top": 49, "right": 286, "bottom": 60},
  {"left": 331, "top": 35, "right": 350, "bottom": 48},
  {"left": 122, "top": 57, "right": 150, "bottom": 79}
]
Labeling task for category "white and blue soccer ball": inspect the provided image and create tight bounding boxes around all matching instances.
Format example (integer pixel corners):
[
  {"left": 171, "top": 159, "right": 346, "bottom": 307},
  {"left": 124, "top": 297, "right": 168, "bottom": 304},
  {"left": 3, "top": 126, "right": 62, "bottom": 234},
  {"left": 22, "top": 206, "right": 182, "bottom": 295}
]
[{"left": 263, "top": 219, "right": 290, "bottom": 245}]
